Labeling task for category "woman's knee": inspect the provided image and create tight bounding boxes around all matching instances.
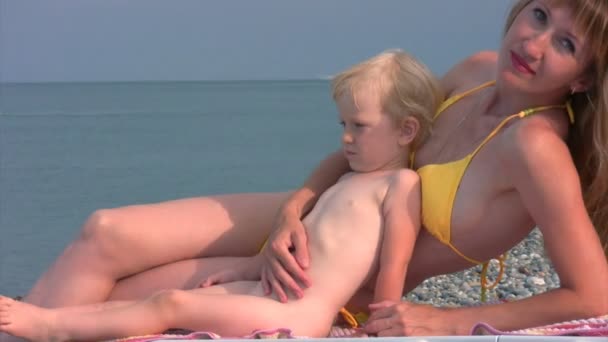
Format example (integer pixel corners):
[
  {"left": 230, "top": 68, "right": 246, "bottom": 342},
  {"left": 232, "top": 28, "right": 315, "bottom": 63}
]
[{"left": 76, "top": 209, "right": 132, "bottom": 259}]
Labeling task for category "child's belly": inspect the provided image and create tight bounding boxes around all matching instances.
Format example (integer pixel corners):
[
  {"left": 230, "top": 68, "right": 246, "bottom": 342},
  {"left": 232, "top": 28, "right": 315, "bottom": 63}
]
[
  {"left": 291, "top": 172, "right": 390, "bottom": 319},
  {"left": 302, "top": 212, "right": 384, "bottom": 310}
]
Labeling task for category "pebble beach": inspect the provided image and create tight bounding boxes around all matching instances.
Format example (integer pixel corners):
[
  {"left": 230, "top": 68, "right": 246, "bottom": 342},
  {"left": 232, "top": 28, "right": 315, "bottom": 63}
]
[{"left": 406, "top": 228, "right": 558, "bottom": 306}]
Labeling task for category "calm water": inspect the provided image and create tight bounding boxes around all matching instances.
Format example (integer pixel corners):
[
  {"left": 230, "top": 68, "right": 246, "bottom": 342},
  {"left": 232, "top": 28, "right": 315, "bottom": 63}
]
[{"left": 0, "top": 80, "right": 340, "bottom": 295}]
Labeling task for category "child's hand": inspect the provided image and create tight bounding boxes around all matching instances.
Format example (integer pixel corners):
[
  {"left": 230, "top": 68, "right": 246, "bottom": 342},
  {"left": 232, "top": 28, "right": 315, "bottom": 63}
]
[{"left": 199, "top": 269, "right": 242, "bottom": 287}]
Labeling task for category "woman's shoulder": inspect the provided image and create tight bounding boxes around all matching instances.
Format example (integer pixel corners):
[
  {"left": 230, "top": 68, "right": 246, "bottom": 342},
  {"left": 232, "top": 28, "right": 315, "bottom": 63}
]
[
  {"left": 505, "top": 107, "right": 570, "bottom": 146},
  {"left": 497, "top": 113, "right": 571, "bottom": 174},
  {"left": 441, "top": 50, "right": 498, "bottom": 96}
]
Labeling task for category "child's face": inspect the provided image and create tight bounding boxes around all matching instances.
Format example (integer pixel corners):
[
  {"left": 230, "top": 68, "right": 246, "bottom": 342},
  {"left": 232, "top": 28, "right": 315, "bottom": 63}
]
[{"left": 336, "top": 89, "right": 408, "bottom": 172}]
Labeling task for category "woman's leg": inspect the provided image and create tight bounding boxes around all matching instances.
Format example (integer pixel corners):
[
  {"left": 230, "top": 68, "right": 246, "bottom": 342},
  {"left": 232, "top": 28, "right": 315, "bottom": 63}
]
[
  {"left": 24, "top": 192, "right": 290, "bottom": 307},
  {"left": 107, "top": 256, "right": 252, "bottom": 300}
]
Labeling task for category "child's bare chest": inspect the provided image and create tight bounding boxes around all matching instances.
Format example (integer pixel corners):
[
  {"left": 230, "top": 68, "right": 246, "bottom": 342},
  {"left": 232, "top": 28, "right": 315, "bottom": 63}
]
[{"left": 303, "top": 172, "right": 393, "bottom": 248}]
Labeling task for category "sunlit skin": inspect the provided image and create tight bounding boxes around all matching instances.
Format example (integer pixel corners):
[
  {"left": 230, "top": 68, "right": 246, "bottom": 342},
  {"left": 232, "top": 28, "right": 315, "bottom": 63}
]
[
  {"left": 0, "top": 70, "right": 424, "bottom": 341},
  {"left": 338, "top": 88, "right": 412, "bottom": 173},
  {"left": 5, "top": 0, "right": 607, "bottom": 339}
]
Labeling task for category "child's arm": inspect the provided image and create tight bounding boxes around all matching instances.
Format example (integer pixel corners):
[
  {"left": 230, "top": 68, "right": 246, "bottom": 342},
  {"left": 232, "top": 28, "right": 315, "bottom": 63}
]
[
  {"left": 373, "top": 169, "right": 421, "bottom": 303},
  {"left": 200, "top": 255, "right": 264, "bottom": 287}
]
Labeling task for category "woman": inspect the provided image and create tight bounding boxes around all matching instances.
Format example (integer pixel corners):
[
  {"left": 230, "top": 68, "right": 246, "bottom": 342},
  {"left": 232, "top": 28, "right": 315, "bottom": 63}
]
[{"left": 18, "top": 0, "right": 608, "bottom": 336}]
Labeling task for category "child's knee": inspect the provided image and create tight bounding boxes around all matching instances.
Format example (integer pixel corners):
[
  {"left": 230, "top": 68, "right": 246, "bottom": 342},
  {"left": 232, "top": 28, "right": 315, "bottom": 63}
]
[{"left": 149, "top": 289, "right": 189, "bottom": 313}]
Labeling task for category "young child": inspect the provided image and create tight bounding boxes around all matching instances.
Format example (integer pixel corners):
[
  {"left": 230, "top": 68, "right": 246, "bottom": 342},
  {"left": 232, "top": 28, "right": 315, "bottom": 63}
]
[{"left": 0, "top": 49, "right": 442, "bottom": 341}]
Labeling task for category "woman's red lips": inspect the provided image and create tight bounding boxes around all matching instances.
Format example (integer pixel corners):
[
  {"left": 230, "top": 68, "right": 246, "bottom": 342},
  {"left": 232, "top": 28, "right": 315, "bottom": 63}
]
[{"left": 510, "top": 51, "right": 536, "bottom": 75}]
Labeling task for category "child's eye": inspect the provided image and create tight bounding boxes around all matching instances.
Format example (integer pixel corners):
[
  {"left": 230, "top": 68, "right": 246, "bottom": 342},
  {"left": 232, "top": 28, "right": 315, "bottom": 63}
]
[
  {"left": 339, "top": 121, "right": 345, "bottom": 127},
  {"left": 354, "top": 123, "right": 366, "bottom": 128},
  {"left": 532, "top": 8, "right": 547, "bottom": 24}
]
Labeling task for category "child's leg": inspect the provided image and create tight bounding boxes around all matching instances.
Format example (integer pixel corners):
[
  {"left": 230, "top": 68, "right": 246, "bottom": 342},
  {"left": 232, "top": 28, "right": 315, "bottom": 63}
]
[
  {"left": 1, "top": 291, "right": 191, "bottom": 342},
  {"left": 1, "top": 283, "right": 328, "bottom": 341},
  {"left": 0, "top": 298, "right": 142, "bottom": 342},
  {"left": 142, "top": 286, "right": 327, "bottom": 337},
  {"left": 0, "top": 295, "right": 151, "bottom": 342}
]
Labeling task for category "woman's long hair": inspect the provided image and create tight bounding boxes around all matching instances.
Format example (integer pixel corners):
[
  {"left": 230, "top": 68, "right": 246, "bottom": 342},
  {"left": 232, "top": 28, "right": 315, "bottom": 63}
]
[{"left": 505, "top": 0, "right": 608, "bottom": 257}]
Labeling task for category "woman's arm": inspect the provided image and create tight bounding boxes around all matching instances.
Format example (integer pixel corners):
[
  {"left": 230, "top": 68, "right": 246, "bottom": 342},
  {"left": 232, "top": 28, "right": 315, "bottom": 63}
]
[
  {"left": 365, "top": 123, "right": 608, "bottom": 336},
  {"left": 496, "top": 122, "right": 608, "bottom": 322},
  {"left": 199, "top": 255, "right": 264, "bottom": 287},
  {"left": 261, "top": 149, "right": 351, "bottom": 302},
  {"left": 279, "top": 149, "right": 351, "bottom": 220}
]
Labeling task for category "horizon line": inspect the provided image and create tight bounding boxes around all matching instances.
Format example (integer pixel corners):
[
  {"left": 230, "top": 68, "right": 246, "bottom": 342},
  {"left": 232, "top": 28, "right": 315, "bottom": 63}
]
[{"left": 0, "top": 78, "right": 333, "bottom": 86}]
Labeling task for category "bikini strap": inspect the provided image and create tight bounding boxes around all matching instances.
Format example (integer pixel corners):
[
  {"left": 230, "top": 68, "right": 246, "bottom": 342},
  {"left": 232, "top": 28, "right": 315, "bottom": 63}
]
[
  {"left": 410, "top": 80, "right": 497, "bottom": 167},
  {"left": 521, "top": 104, "right": 569, "bottom": 120},
  {"left": 566, "top": 100, "right": 575, "bottom": 124},
  {"left": 469, "top": 103, "right": 567, "bottom": 158},
  {"left": 446, "top": 245, "right": 507, "bottom": 302},
  {"left": 469, "top": 113, "right": 521, "bottom": 157},
  {"left": 338, "top": 308, "right": 369, "bottom": 328},
  {"left": 447, "top": 243, "right": 483, "bottom": 265},
  {"left": 480, "top": 254, "right": 507, "bottom": 302},
  {"left": 434, "top": 80, "right": 496, "bottom": 120}
]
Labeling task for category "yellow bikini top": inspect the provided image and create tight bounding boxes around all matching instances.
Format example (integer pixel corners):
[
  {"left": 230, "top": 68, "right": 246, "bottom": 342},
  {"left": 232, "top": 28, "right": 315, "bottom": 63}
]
[{"left": 412, "top": 81, "right": 573, "bottom": 300}]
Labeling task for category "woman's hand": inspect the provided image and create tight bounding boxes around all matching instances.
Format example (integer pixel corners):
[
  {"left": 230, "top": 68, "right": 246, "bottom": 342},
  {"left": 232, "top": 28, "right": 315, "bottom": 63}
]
[
  {"left": 364, "top": 300, "right": 457, "bottom": 336},
  {"left": 260, "top": 211, "right": 312, "bottom": 302},
  {"left": 328, "top": 326, "right": 369, "bottom": 338},
  {"left": 259, "top": 150, "right": 349, "bottom": 302}
]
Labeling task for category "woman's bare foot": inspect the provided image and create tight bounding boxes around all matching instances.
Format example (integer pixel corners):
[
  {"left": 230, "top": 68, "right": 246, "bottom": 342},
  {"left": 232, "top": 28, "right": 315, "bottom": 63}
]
[{"left": 0, "top": 296, "right": 60, "bottom": 342}]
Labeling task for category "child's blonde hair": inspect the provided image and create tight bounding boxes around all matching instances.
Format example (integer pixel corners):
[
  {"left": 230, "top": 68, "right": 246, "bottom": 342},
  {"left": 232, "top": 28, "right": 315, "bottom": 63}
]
[{"left": 331, "top": 49, "right": 443, "bottom": 147}]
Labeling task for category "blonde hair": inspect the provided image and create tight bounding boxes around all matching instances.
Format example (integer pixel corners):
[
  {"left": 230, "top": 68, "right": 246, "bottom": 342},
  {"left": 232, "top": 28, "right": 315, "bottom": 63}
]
[
  {"left": 331, "top": 49, "right": 443, "bottom": 147},
  {"left": 506, "top": 0, "right": 608, "bottom": 257}
]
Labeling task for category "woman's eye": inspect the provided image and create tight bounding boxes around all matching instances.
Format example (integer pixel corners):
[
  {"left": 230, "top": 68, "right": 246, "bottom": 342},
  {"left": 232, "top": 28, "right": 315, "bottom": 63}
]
[
  {"left": 559, "top": 38, "right": 576, "bottom": 54},
  {"left": 532, "top": 8, "right": 547, "bottom": 24},
  {"left": 354, "top": 123, "right": 366, "bottom": 128}
]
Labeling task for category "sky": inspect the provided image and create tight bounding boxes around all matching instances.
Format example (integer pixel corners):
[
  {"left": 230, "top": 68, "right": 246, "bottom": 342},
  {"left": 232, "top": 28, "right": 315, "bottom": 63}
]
[{"left": 0, "top": 0, "right": 513, "bottom": 83}]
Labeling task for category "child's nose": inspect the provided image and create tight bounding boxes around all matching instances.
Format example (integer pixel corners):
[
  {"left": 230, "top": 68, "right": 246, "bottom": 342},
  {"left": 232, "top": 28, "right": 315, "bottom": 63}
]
[{"left": 342, "top": 131, "right": 353, "bottom": 144}]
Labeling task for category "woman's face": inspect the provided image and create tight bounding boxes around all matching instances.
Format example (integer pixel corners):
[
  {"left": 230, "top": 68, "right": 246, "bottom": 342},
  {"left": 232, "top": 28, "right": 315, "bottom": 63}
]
[{"left": 498, "top": 0, "right": 593, "bottom": 97}]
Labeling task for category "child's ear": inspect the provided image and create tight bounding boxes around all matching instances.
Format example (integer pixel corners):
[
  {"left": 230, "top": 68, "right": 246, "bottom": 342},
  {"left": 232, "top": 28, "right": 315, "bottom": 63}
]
[{"left": 399, "top": 116, "right": 419, "bottom": 146}]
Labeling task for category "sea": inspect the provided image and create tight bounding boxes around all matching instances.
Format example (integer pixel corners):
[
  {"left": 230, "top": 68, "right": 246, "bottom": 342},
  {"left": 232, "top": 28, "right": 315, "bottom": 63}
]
[{"left": 0, "top": 80, "right": 340, "bottom": 296}]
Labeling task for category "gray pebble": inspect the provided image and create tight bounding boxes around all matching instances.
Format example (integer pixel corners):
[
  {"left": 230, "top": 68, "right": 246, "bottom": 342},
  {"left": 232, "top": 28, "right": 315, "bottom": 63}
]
[{"left": 406, "top": 228, "right": 558, "bottom": 306}]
